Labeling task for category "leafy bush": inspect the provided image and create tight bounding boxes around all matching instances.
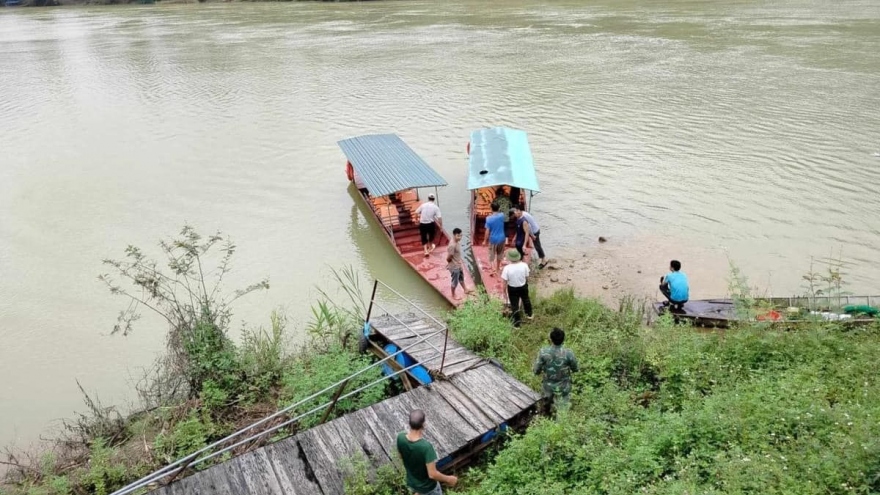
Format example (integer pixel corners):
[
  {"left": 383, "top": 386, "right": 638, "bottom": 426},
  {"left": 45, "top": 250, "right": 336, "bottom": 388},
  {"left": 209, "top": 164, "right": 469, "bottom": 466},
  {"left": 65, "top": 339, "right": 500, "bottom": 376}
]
[
  {"left": 80, "top": 439, "right": 127, "bottom": 495},
  {"left": 343, "top": 455, "right": 409, "bottom": 495},
  {"left": 238, "top": 310, "right": 290, "bottom": 401},
  {"left": 280, "top": 345, "right": 386, "bottom": 429},
  {"left": 153, "top": 414, "right": 216, "bottom": 464}
]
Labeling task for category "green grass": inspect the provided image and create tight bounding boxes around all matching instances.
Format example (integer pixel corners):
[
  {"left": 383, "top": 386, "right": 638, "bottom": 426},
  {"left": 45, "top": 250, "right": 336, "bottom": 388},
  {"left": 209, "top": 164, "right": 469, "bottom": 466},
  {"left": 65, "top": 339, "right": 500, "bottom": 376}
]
[{"left": 444, "top": 288, "right": 880, "bottom": 494}]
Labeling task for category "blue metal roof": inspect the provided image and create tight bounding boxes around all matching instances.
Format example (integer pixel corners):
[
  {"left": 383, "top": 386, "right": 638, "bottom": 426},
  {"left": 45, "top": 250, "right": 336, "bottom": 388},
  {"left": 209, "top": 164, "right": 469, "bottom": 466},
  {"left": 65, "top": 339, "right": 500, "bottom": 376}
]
[
  {"left": 467, "top": 127, "right": 540, "bottom": 192},
  {"left": 338, "top": 134, "right": 447, "bottom": 197}
]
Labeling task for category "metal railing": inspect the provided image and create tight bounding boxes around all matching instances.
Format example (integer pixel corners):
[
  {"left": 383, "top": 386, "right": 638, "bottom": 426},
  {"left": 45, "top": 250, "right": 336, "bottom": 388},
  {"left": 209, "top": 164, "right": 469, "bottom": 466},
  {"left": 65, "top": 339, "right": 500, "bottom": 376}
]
[{"left": 110, "top": 279, "right": 450, "bottom": 495}]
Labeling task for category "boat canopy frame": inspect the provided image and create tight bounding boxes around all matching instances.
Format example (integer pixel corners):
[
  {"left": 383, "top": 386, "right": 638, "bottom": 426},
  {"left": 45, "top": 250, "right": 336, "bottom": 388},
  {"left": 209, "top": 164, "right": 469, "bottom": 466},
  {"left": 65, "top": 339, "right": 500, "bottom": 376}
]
[
  {"left": 467, "top": 127, "right": 540, "bottom": 207},
  {"left": 339, "top": 133, "right": 448, "bottom": 198}
]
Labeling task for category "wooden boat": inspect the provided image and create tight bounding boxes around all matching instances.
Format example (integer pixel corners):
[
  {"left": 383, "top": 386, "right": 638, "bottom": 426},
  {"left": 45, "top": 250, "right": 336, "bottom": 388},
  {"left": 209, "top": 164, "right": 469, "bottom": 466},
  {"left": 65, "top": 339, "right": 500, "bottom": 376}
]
[
  {"left": 339, "top": 134, "right": 474, "bottom": 307},
  {"left": 466, "top": 127, "right": 540, "bottom": 300},
  {"left": 654, "top": 294, "right": 880, "bottom": 328}
]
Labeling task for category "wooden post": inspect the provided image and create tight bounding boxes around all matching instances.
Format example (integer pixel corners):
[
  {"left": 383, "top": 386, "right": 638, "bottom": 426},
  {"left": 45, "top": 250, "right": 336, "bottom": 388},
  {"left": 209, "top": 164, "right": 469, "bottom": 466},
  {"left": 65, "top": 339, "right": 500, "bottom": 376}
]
[
  {"left": 319, "top": 379, "right": 350, "bottom": 425},
  {"left": 365, "top": 279, "right": 379, "bottom": 323}
]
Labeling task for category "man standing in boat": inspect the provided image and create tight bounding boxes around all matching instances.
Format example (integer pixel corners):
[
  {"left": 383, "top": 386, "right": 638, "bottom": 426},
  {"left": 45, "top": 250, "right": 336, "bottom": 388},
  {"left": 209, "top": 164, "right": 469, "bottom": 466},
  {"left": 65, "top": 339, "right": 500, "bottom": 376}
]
[
  {"left": 416, "top": 194, "right": 442, "bottom": 257},
  {"left": 511, "top": 205, "right": 547, "bottom": 269},
  {"left": 660, "top": 259, "right": 689, "bottom": 311},
  {"left": 447, "top": 228, "right": 473, "bottom": 300},
  {"left": 397, "top": 409, "right": 458, "bottom": 495},
  {"left": 501, "top": 249, "right": 533, "bottom": 327},
  {"left": 484, "top": 203, "right": 507, "bottom": 276}
]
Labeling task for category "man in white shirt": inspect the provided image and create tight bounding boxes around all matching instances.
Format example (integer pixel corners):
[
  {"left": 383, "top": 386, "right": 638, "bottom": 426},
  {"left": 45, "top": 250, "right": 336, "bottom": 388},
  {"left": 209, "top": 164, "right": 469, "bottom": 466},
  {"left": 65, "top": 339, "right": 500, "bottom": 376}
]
[
  {"left": 501, "top": 249, "right": 533, "bottom": 327},
  {"left": 415, "top": 194, "right": 442, "bottom": 257}
]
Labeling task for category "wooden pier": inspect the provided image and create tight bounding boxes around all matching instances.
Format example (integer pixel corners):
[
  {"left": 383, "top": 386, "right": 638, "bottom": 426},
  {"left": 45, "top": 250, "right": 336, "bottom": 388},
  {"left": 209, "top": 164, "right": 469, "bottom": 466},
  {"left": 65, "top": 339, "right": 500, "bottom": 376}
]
[{"left": 149, "top": 314, "right": 540, "bottom": 495}]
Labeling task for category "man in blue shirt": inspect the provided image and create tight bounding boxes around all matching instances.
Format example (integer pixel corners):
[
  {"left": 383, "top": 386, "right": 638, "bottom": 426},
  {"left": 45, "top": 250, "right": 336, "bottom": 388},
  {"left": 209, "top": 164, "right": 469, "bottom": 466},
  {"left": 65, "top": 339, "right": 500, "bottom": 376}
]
[
  {"left": 660, "top": 259, "right": 689, "bottom": 310},
  {"left": 484, "top": 203, "right": 507, "bottom": 276}
]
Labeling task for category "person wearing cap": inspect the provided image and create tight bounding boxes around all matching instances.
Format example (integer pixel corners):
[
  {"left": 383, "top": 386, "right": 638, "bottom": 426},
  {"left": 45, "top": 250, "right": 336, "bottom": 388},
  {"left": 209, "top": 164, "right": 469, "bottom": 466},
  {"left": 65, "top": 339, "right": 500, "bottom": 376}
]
[
  {"left": 511, "top": 205, "right": 546, "bottom": 268},
  {"left": 415, "top": 194, "right": 442, "bottom": 257},
  {"left": 501, "top": 249, "right": 532, "bottom": 327}
]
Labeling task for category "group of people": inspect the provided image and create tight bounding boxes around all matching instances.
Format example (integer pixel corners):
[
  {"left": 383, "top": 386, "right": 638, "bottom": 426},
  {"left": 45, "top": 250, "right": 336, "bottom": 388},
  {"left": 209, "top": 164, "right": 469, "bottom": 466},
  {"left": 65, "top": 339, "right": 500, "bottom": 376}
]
[
  {"left": 415, "top": 195, "right": 546, "bottom": 320},
  {"left": 397, "top": 327, "right": 579, "bottom": 495}
]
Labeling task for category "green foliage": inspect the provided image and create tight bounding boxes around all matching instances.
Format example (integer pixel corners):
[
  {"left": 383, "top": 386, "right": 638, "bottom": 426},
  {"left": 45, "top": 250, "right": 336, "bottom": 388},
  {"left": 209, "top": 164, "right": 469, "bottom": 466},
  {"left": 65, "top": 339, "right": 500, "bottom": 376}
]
[
  {"left": 447, "top": 294, "right": 511, "bottom": 357},
  {"left": 452, "top": 289, "right": 880, "bottom": 495},
  {"left": 80, "top": 439, "right": 127, "bottom": 495},
  {"left": 238, "top": 310, "right": 290, "bottom": 400},
  {"left": 343, "top": 456, "right": 409, "bottom": 495},
  {"left": 153, "top": 414, "right": 216, "bottom": 464},
  {"left": 280, "top": 345, "right": 385, "bottom": 429},
  {"left": 99, "top": 225, "right": 270, "bottom": 397}
]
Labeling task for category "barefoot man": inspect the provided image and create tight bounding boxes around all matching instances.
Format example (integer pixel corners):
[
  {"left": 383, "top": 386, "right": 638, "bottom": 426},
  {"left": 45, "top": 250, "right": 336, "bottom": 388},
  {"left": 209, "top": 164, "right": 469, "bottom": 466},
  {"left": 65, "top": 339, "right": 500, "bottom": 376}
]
[
  {"left": 447, "top": 228, "right": 473, "bottom": 300},
  {"left": 484, "top": 203, "right": 507, "bottom": 276},
  {"left": 416, "top": 194, "right": 442, "bottom": 257}
]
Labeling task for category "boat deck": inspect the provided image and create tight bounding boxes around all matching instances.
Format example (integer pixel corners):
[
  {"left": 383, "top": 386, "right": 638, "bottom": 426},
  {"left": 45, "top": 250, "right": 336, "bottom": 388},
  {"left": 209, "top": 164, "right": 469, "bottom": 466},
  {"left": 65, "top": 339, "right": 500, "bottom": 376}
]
[
  {"left": 471, "top": 187, "right": 527, "bottom": 300},
  {"left": 364, "top": 188, "right": 474, "bottom": 306},
  {"left": 148, "top": 315, "right": 539, "bottom": 495}
]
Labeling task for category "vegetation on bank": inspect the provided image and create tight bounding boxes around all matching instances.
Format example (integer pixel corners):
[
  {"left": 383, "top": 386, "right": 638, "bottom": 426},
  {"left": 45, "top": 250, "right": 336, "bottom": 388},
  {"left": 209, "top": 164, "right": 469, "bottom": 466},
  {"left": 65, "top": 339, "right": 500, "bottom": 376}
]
[
  {"left": 349, "top": 290, "right": 880, "bottom": 494},
  {"left": 0, "top": 228, "right": 388, "bottom": 495},
  {"left": 4, "top": 226, "right": 879, "bottom": 495}
]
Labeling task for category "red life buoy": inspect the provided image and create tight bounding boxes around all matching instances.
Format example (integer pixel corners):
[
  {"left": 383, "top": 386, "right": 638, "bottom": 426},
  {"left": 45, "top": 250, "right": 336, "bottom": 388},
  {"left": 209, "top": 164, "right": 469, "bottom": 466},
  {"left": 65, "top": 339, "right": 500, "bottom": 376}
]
[{"left": 345, "top": 161, "right": 354, "bottom": 181}]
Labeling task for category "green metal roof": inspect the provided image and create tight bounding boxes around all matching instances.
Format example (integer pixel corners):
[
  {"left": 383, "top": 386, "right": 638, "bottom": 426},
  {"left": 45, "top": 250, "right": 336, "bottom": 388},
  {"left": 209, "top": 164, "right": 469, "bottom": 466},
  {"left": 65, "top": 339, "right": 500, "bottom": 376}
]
[
  {"left": 467, "top": 127, "right": 540, "bottom": 192},
  {"left": 338, "top": 134, "right": 448, "bottom": 197}
]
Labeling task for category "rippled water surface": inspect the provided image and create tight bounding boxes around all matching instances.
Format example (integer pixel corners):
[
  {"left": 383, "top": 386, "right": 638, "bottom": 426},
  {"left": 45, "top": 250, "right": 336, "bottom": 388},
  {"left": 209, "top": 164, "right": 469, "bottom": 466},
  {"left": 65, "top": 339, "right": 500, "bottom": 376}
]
[{"left": 2, "top": 0, "right": 879, "bottom": 446}]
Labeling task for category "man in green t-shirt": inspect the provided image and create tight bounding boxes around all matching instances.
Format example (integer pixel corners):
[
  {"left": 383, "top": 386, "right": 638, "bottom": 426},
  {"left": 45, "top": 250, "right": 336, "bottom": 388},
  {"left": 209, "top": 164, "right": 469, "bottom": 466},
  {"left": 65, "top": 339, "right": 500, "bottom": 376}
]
[{"left": 396, "top": 409, "right": 458, "bottom": 494}]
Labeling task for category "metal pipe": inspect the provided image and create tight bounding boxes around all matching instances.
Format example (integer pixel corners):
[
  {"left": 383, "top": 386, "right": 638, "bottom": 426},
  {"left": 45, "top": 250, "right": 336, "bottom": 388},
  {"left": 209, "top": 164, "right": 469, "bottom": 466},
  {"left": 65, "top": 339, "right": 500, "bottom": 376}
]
[
  {"left": 375, "top": 280, "right": 447, "bottom": 328},
  {"left": 371, "top": 301, "right": 445, "bottom": 357}
]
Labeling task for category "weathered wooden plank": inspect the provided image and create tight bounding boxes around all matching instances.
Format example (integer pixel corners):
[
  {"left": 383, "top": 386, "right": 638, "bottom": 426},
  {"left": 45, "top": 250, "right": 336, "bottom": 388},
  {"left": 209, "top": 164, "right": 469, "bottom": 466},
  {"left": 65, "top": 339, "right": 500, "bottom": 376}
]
[
  {"left": 489, "top": 363, "right": 542, "bottom": 401},
  {"left": 415, "top": 386, "right": 481, "bottom": 446},
  {"left": 473, "top": 364, "right": 540, "bottom": 409},
  {"left": 392, "top": 388, "right": 468, "bottom": 457},
  {"left": 449, "top": 372, "right": 514, "bottom": 422},
  {"left": 463, "top": 365, "right": 532, "bottom": 411},
  {"left": 298, "top": 427, "right": 347, "bottom": 494},
  {"left": 431, "top": 381, "right": 498, "bottom": 433},
  {"left": 356, "top": 404, "right": 405, "bottom": 463},
  {"left": 229, "top": 449, "right": 284, "bottom": 495},
  {"left": 343, "top": 409, "right": 395, "bottom": 468},
  {"left": 262, "top": 439, "right": 324, "bottom": 495}
]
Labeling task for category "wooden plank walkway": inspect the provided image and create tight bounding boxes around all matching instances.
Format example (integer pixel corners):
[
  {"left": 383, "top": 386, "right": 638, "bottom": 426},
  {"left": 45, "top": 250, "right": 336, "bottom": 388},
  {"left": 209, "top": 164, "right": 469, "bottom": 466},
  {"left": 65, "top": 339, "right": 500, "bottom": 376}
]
[{"left": 150, "top": 315, "right": 539, "bottom": 495}]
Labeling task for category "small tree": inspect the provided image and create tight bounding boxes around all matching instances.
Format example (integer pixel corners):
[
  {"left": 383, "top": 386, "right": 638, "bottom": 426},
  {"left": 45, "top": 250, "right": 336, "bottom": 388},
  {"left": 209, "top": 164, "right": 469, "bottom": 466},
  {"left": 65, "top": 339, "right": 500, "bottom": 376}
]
[{"left": 99, "top": 226, "right": 269, "bottom": 398}]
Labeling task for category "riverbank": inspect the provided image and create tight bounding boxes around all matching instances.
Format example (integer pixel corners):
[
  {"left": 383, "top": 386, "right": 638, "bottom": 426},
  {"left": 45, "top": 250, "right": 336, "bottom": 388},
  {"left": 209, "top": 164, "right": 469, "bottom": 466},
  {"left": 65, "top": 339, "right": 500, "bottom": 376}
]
[{"left": 5, "top": 279, "right": 879, "bottom": 494}]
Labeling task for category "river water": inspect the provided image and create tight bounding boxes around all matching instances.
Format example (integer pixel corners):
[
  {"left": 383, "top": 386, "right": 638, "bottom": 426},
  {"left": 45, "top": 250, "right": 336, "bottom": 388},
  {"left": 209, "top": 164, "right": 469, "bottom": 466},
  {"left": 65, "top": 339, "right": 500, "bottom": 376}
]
[{"left": 1, "top": 0, "right": 879, "bottom": 447}]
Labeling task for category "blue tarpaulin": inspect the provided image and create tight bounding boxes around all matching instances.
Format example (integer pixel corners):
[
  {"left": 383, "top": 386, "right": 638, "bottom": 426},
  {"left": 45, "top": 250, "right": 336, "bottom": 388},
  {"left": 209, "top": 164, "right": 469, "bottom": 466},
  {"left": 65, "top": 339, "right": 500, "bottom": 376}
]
[
  {"left": 467, "top": 127, "right": 540, "bottom": 192},
  {"left": 338, "top": 134, "right": 447, "bottom": 197}
]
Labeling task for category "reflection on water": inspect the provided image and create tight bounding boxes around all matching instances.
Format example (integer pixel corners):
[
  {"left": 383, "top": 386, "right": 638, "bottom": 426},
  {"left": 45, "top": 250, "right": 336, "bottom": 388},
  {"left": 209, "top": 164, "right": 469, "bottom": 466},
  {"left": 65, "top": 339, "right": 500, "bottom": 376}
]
[{"left": 1, "top": 0, "right": 880, "bottom": 447}]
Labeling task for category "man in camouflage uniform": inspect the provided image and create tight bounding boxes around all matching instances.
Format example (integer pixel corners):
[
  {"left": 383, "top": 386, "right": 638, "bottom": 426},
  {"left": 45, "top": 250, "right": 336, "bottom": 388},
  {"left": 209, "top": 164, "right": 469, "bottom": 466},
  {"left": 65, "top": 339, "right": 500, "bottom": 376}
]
[{"left": 533, "top": 327, "right": 579, "bottom": 415}]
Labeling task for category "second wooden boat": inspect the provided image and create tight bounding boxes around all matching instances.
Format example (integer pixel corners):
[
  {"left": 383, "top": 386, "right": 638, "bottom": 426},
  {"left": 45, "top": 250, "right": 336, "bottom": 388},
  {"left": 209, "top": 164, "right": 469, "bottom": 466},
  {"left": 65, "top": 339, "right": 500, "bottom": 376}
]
[
  {"left": 339, "top": 133, "right": 474, "bottom": 307},
  {"left": 466, "top": 127, "right": 541, "bottom": 300}
]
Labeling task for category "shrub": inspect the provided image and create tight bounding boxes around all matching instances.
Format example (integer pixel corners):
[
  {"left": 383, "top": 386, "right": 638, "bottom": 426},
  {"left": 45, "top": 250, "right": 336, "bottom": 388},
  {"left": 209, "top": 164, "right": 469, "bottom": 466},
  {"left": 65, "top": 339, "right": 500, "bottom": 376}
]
[{"left": 280, "top": 345, "right": 385, "bottom": 429}]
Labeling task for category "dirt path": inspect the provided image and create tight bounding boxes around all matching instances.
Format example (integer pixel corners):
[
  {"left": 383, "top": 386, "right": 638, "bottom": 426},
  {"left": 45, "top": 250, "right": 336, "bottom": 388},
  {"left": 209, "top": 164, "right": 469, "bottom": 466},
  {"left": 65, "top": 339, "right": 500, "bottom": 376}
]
[{"left": 532, "top": 235, "right": 738, "bottom": 308}]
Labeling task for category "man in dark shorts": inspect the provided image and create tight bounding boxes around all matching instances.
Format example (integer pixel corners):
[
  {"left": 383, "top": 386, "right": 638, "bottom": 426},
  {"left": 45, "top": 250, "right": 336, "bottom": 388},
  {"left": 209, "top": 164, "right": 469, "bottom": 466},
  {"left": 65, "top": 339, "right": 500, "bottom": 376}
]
[
  {"left": 415, "top": 194, "right": 442, "bottom": 257},
  {"left": 447, "top": 228, "right": 473, "bottom": 300},
  {"left": 397, "top": 410, "right": 458, "bottom": 495}
]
